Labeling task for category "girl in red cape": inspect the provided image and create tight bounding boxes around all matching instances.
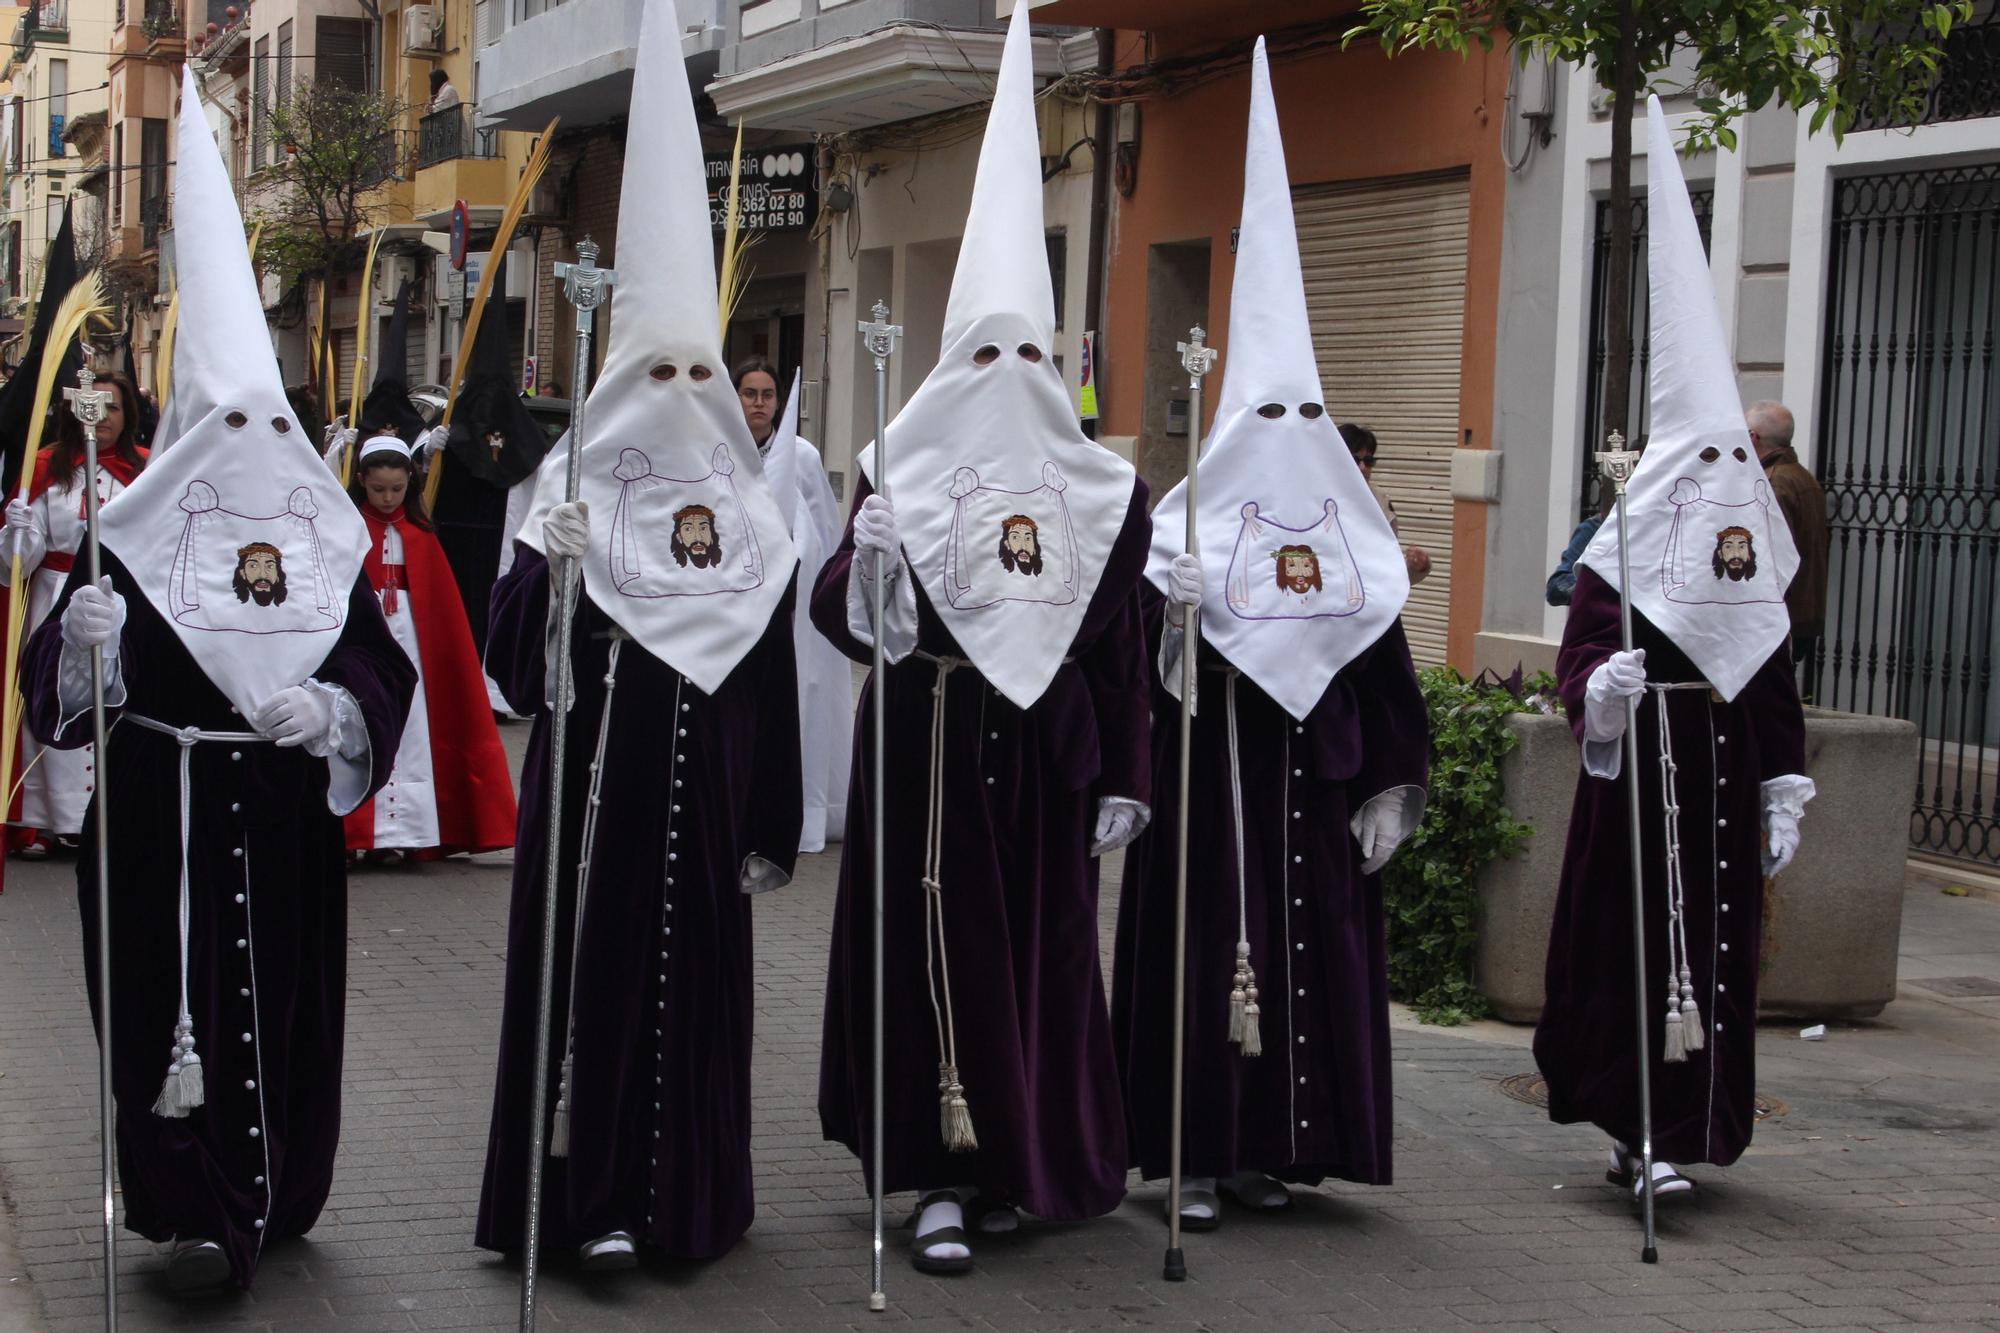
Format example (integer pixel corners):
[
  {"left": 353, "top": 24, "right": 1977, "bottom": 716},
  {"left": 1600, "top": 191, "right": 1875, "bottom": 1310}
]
[
  {"left": 344, "top": 436, "right": 515, "bottom": 861},
  {"left": 1, "top": 371, "right": 148, "bottom": 860}
]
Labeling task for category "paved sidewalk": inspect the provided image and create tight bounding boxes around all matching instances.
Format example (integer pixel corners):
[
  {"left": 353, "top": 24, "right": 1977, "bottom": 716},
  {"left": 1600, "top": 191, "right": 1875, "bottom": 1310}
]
[{"left": 0, "top": 793, "right": 1996, "bottom": 1329}]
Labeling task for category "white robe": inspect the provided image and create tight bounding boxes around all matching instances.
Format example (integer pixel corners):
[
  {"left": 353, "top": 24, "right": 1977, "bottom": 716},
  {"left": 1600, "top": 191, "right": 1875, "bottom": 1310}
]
[
  {"left": 7, "top": 466, "right": 132, "bottom": 836},
  {"left": 766, "top": 432, "right": 850, "bottom": 852},
  {"left": 364, "top": 520, "right": 440, "bottom": 848}
]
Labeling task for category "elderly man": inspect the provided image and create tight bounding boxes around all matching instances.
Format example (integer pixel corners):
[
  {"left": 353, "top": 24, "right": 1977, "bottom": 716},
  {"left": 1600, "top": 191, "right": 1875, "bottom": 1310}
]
[{"left": 1745, "top": 401, "right": 1829, "bottom": 681}]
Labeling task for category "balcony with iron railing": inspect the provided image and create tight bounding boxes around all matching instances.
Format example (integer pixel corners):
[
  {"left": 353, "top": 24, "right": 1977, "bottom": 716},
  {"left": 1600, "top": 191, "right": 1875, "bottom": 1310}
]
[
  {"left": 140, "top": 195, "right": 168, "bottom": 251},
  {"left": 143, "top": 0, "right": 182, "bottom": 42},
  {"left": 1851, "top": 5, "right": 2000, "bottom": 130},
  {"left": 416, "top": 105, "right": 501, "bottom": 169},
  {"left": 12, "top": 0, "right": 70, "bottom": 57}
]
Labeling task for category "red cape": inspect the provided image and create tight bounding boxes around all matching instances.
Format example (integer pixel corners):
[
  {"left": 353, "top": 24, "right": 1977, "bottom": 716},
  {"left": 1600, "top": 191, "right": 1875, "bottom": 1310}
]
[
  {"left": 345, "top": 505, "right": 516, "bottom": 854},
  {"left": 3, "top": 447, "right": 148, "bottom": 868}
]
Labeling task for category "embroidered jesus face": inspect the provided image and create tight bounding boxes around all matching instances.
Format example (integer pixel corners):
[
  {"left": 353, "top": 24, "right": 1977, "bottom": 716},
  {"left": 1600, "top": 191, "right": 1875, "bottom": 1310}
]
[
  {"left": 998, "top": 516, "right": 1043, "bottom": 577},
  {"left": 1274, "top": 544, "right": 1322, "bottom": 598},
  {"left": 671, "top": 504, "right": 721, "bottom": 569},
  {"left": 1712, "top": 527, "right": 1757, "bottom": 582},
  {"left": 233, "top": 542, "right": 289, "bottom": 607}
]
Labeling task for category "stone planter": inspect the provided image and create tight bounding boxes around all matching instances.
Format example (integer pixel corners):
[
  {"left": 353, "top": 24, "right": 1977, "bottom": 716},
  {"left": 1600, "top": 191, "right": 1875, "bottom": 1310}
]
[{"left": 1475, "top": 707, "right": 1918, "bottom": 1024}]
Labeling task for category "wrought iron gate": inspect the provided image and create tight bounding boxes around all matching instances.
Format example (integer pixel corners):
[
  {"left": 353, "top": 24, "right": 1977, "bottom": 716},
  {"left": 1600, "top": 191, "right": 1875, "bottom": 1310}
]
[
  {"left": 1579, "top": 192, "right": 1714, "bottom": 518},
  {"left": 1813, "top": 163, "right": 2000, "bottom": 866}
]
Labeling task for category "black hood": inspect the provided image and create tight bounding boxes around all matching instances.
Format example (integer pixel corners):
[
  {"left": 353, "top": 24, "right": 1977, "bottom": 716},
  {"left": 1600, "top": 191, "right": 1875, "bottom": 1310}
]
[
  {"left": 358, "top": 278, "right": 427, "bottom": 442},
  {"left": 444, "top": 255, "right": 549, "bottom": 488},
  {"left": 0, "top": 203, "right": 82, "bottom": 495}
]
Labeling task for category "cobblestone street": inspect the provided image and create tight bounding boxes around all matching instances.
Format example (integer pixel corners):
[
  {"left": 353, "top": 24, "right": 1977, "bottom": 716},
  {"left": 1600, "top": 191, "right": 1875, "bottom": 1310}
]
[{"left": 0, "top": 740, "right": 1996, "bottom": 1330}]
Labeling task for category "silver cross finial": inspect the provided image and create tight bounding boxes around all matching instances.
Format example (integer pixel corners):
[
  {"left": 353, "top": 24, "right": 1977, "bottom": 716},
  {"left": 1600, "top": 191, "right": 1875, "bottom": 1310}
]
[
  {"left": 65, "top": 361, "right": 111, "bottom": 431},
  {"left": 1596, "top": 428, "right": 1640, "bottom": 495},
  {"left": 858, "top": 300, "right": 902, "bottom": 371},
  {"left": 1177, "top": 325, "right": 1217, "bottom": 386},
  {"left": 554, "top": 238, "right": 617, "bottom": 330}
]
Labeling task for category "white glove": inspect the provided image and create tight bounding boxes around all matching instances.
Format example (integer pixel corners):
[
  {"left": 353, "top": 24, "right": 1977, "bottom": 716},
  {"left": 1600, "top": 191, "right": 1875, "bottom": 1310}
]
[
  {"left": 1165, "top": 553, "right": 1202, "bottom": 625},
  {"left": 1089, "top": 796, "right": 1148, "bottom": 857},
  {"left": 61, "top": 576, "right": 126, "bottom": 653},
  {"left": 252, "top": 684, "right": 335, "bottom": 749},
  {"left": 419, "top": 425, "right": 451, "bottom": 457},
  {"left": 2, "top": 499, "right": 38, "bottom": 563},
  {"left": 1760, "top": 774, "right": 1814, "bottom": 877},
  {"left": 853, "top": 494, "right": 898, "bottom": 558},
  {"left": 1353, "top": 789, "right": 1415, "bottom": 874},
  {"left": 544, "top": 501, "right": 589, "bottom": 560},
  {"left": 1582, "top": 648, "right": 1647, "bottom": 743}
]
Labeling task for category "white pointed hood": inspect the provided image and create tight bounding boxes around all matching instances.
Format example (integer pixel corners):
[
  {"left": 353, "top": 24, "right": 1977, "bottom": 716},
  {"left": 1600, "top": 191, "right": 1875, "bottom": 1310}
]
[
  {"left": 855, "top": 0, "right": 1135, "bottom": 709},
  {"left": 762, "top": 368, "right": 803, "bottom": 529},
  {"left": 1145, "top": 38, "right": 1407, "bottom": 721},
  {"left": 1578, "top": 97, "right": 1796, "bottom": 701},
  {"left": 99, "top": 67, "right": 369, "bottom": 716},
  {"left": 520, "top": 0, "right": 795, "bottom": 692}
]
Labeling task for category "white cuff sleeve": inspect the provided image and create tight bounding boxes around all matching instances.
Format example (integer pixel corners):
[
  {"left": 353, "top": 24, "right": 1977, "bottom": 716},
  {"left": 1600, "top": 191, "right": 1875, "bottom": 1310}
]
[
  {"left": 1157, "top": 622, "right": 1200, "bottom": 715},
  {"left": 303, "top": 679, "right": 372, "bottom": 816},
  {"left": 845, "top": 549, "right": 918, "bottom": 664},
  {"left": 1580, "top": 692, "right": 1632, "bottom": 780},
  {"left": 740, "top": 853, "right": 792, "bottom": 895},
  {"left": 2, "top": 525, "right": 48, "bottom": 576},
  {"left": 1760, "top": 773, "right": 1816, "bottom": 818},
  {"left": 53, "top": 640, "right": 127, "bottom": 740}
]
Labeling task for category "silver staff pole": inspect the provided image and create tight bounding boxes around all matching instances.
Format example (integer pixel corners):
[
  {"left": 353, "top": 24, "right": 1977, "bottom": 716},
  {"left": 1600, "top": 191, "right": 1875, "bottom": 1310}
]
[
  {"left": 1163, "top": 327, "right": 1215, "bottom": 1284},
  {"left": 521, "top": 239, "right": 616, "bottom": 1331},
  {"left": 857, "top": 299, "right": 901, "bottom": 1314},
  {"left": 65, "top": 361, "right": 118, "bottom": 1332},
  {"left": 1597, "top": 430, "right": 1658, "bottom": 1264}
]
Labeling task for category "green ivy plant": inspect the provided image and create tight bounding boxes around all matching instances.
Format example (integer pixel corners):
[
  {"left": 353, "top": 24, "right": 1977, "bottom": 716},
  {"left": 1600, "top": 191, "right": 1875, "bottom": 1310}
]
[{"left": 1383, "top": 666, "right": 1555, "bottom": 1025}]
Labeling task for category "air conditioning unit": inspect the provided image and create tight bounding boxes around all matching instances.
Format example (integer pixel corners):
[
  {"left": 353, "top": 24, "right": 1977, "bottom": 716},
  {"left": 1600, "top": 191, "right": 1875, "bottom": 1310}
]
[
  {"left": 404, "top": 4, "right": 441, "bottom": 53},
  {"left": 379, "top": 255, "right": 420, "bottom": 303}
]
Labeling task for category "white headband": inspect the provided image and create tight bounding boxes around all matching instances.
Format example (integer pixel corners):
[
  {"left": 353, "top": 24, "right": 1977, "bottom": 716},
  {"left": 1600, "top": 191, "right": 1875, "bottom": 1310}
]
[{"left": 358, "top": 435, "right": 411, "bottom": 463}]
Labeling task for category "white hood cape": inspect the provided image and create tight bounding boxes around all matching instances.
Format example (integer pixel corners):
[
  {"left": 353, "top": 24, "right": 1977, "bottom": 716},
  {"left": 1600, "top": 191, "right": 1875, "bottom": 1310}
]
[
  {"left": 519, "top": 0, "right": 795, "bottom": 693},
  {"left": 853, "top": 0, "right": 1134, "bottom": 711},
  {"left": 1577, "top": 97, "right": 1797, "bottom": 702},
  {"left": 99, "top": 67, "right": 369, "bottom": 717},
  {"left": 1144, "top": 37, "right": 1408, "bottom": 722}
]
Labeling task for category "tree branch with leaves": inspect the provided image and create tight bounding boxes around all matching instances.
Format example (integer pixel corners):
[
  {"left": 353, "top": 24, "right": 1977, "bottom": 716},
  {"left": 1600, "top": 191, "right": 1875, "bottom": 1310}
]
[
  {"left": 1346, "top": 0, "right": 1972, "bottom": 457},
  {"left": 254, "top": 80, "right": 409, "bottom": 297}
]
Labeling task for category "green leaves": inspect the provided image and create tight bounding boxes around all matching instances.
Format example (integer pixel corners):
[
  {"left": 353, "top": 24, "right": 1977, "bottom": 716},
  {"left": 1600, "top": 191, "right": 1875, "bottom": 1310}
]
[
  {"left": 1381, "top": 668, "right": 1553, "bottom": 1024},
  {"left": 1349, "top": 0, "right": 1974, "bottom": 151}
]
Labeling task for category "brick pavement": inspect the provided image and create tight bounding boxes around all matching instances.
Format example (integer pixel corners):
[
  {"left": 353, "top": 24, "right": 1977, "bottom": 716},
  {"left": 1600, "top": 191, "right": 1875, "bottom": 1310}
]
[{"left": 0, "top": 763, "right": 1996, "bottom": 1330}]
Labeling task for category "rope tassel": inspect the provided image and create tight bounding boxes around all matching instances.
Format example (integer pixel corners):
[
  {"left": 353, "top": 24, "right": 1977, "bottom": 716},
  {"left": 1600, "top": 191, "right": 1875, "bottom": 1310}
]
[
  {"left": 151, "top": 1020, "right": 205, "bottom": 1117},
  {"left": 1222, "top": 674, "right": 1261, "bottom": 1057},
  {"left": 937, "top": 1062, "right": 977, "bottom": 1152},
  {"left": 549, "top": 1057, "right": 573, "bottom": 1158}
]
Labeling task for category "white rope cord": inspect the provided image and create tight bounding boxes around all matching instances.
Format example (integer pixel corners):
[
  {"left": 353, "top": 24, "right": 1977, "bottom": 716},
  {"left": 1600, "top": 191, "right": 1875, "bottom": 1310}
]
[
  {"left": 124, "top": 715, "right": 269, "bottom": 1118},
  {"left": 1650, "top": 682, "right": 1708, "bottom": 1062},
  {"left": 549, "top": 636, "right": 625, "bottom": 1158},
  {"left": 919, "top": 657, "right": 976, "bottom": 1151},
  {"left": 1223, "top": 670, "right": 1260, "bottom": 1056}
]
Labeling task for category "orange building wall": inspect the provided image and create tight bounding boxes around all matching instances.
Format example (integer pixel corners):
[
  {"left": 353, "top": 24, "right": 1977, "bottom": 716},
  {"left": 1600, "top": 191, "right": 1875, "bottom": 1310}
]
[{"left": 1095, "top": 31, "right": 1508, "bottom": 670}]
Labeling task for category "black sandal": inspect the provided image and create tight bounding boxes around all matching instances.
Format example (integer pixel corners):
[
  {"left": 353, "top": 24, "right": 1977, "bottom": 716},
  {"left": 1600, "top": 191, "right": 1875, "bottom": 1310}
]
[{"left": 909, "top": 1190, "right": 974, "bottom": 1275}]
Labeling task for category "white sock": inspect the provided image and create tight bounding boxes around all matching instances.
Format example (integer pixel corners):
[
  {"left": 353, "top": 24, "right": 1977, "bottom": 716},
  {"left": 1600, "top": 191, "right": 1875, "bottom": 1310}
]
[
  {"left": 915, "top": 1196, "right": 969, "bottom": 1261},
  {"left": 1179, "top": 1176, "right": 1217, "bottom": 1221}
]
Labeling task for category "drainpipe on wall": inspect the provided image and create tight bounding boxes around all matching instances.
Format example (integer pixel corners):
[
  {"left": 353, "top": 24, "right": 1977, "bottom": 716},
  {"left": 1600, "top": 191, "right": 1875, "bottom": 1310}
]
[{"left": 1080, "top": 27, "right": 1112, "bottom": 441}]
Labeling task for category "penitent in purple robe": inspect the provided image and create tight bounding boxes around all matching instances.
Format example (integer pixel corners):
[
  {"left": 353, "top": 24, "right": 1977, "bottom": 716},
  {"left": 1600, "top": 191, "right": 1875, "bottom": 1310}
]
[
  {"left": 1534, "top": 566, "right": 1804, "bottom": 1166},
  {"left": 475, "top": 547, "right": 801, "bottom": 1259},
  {"left": 812, "top": 476, "right": 1153, "bottom": 1220},
  {"left": 1112, "top": 586, "right": 1429, "bottom": 1186},
  {"left": 24, "top": 552, "right": 414, "bottom": 1288}
]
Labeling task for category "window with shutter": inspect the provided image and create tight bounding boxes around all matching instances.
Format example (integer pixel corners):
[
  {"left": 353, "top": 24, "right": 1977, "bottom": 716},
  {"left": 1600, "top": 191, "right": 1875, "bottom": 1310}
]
[
  {"left": 316, "top": 18, "right": 372, "bottom": 93},
  {"left": 252, "top": 36, "right": 268, "bottom": 167},
  {"left": 1292, "top": 171, "right": 1470, "bottom": 668},
  {"left": 277, "top": 21, "right": 294, "bottom": 124}
]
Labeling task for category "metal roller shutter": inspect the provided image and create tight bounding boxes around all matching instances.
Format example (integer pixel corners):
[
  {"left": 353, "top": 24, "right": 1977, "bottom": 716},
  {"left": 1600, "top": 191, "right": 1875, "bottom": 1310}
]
[
  {"left": 1292, "top": 170, "right": 1469, "bottom": 667},
  {"left": 333, "top": 327, "right": 359, "bottom": 405}
]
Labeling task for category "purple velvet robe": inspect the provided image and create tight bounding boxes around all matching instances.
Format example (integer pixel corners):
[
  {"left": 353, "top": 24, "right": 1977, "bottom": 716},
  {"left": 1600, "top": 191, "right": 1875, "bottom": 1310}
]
[
  {"left": 24, "top": 552, "right": 414, "bottom": 1288},
  {"left": 812, "top": 476, "right": 1152, "bottom": 1220},
  {"left": 1533, "top": 566, "right": 1805, "bottom": 1166},
  {"left": 1112, "top": 589, "right": 1429, "bottom": 1186},
  {"left": 475, "top": 548, "right": 801, "bottom": 1259}
]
